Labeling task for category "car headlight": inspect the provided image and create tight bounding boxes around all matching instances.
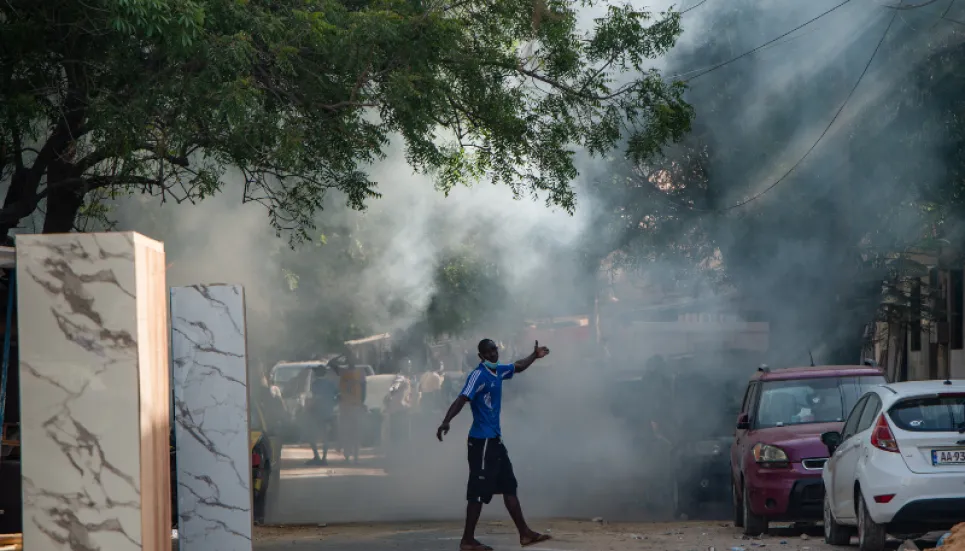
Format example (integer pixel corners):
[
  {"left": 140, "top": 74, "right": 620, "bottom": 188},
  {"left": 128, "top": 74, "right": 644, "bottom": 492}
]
[{"left": 752, "top": 443, "right": 789, "bottom": 463}]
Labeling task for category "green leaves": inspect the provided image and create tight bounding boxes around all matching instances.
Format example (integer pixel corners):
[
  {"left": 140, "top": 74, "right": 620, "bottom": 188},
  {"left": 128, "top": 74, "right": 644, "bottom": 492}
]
[{"left": 1, "top": 0, "right": 692, "bottom": 241}]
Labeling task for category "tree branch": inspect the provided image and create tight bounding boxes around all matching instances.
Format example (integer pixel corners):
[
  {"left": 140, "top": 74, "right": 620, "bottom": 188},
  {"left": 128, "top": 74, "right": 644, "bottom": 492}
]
[
  {"left": 76, "top": 143, "right": 190, "bottom": 174},
  {"left": 0, "top": 174, "right": 164, "bottom": 225},
  {"left": 442, "top": 56, "right": 639, "bottom": 102}
]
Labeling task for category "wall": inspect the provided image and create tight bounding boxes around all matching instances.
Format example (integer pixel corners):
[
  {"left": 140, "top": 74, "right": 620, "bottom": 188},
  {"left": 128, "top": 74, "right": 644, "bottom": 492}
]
[{"left": 877, "top": 263, "right": 965, "bottom": 381}]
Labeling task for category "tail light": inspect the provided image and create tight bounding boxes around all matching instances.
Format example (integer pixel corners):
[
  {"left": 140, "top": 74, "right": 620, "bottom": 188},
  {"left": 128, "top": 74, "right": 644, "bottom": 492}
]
[
  {"left": 252, "top": 450, "right": 262, "bottom": 468},
  {"left": 870, "top": 414, "right": 899, "bottom": 453}
]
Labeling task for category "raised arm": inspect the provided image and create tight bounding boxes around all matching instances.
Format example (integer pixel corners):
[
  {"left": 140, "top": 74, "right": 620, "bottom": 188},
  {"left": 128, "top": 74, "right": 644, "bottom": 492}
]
[{"left": 512, "top": 340, "right": 550, "bottom": 374}]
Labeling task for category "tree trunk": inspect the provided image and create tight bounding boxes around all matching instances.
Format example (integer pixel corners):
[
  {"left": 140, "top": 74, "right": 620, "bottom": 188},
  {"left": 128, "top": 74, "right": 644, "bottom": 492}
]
[
  {"left": 42, "top": 188, "right": 85, "bottom": 234},
  {"left": 42, "top": 158, "right": 86, "bottom": 234},
  {"left": 0, "top": 170, "right": 31, "bottom": 242},
  {"left": 2, "top": 62, "right": 88, "bottom": 238}
]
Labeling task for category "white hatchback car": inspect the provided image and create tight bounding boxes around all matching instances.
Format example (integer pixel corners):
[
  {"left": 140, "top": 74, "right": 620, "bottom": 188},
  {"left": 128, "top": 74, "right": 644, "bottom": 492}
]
[{"left": 820, "top": 380, "right": 965, "bottom": 551}]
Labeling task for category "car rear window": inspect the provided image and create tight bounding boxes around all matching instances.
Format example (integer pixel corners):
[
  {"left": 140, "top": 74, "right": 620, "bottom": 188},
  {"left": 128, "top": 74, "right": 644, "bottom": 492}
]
[
  {"left": 888, "top": 394, "right": 965, "bottom": 432},
  {"left": 755, "top": 375, "right": 886, "bottom": 428}
]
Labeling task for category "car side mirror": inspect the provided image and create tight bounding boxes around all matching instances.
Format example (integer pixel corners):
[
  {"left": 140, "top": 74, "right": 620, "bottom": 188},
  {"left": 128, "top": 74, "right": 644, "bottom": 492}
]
[
  {"left": 736, "top": 412, "right": 750, "bottom": 430},
  {"left": 821, "top": 431, "right": 842, "bottom": 455}
]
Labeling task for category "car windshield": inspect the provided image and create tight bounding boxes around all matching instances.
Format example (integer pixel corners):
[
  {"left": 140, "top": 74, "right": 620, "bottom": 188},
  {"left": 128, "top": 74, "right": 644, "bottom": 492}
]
[
  {"left": 755, "top": 376, "right": 885, "bottom": 428},
  {"left": 271, "top": 365, "right": 313, "bottom": 384},
  {"left": 889, "top": 394, "right": 965, "bottom": 432}
]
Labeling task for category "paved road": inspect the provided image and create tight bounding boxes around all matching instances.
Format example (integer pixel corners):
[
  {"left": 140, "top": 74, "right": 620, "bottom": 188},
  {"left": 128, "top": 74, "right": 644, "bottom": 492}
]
[
  {"left": 254, "top": 446, "right": 943, "bottom": 551},
  {"left": 250, "top": 519, "right": 934, "bottom": 551}
]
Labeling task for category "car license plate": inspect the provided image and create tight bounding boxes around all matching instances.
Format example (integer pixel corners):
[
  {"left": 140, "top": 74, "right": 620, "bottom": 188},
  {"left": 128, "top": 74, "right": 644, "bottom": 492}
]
[{"left": 931, "top": 449, "right": 965, "bottom": 465}]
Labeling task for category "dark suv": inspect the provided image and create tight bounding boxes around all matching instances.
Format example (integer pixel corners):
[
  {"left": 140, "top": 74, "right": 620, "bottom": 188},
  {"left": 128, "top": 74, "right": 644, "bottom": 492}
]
[{"left": 730, "top": 365, "right": 886, "bottom": 535}]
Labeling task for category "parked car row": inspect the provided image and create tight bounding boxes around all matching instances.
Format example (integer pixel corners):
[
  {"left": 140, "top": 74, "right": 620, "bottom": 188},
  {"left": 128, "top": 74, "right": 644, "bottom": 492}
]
[{"left": 728, "top": 363, "right": 965, "bottom": 551}]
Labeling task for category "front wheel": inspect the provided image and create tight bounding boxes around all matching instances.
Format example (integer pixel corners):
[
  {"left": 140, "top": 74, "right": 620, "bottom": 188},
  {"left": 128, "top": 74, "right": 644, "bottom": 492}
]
[
  {"left": 824, "top": 493, "right": 854, "bottom": 545},
  {"left": 742, "top": 481, "right": 768, "bottom": 536},
  {"left": 857, "top": 492, "right": 886, "bottom": 551}
]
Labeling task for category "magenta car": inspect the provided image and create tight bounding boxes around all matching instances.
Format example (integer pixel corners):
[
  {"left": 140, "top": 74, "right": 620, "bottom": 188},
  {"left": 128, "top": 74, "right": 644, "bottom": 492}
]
[{"left": 730, "top": 365, "right": 887, "bottom": 535}]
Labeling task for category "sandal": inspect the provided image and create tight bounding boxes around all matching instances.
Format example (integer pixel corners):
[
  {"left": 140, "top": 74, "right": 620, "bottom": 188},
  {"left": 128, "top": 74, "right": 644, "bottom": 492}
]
[{"left": 520, "top": 533, "right": 552, "bottom": 547}]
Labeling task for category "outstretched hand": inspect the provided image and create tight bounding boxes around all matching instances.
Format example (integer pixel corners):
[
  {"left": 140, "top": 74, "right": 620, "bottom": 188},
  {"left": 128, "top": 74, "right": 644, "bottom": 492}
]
[{"left": 534, "top": 340, "right": 550, "bottom": 359}]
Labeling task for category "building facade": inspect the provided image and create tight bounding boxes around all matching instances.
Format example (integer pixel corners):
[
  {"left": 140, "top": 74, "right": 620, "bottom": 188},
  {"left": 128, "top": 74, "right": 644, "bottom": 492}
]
[{"left": 863, "top": 256, "right": 965, "bottom": 382}]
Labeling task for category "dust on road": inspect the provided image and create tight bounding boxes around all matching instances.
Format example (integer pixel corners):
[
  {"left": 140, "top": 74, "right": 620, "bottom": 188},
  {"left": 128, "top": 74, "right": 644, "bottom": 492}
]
[{"left": 251, "top": 519, "right": 840, "bottom": 551}]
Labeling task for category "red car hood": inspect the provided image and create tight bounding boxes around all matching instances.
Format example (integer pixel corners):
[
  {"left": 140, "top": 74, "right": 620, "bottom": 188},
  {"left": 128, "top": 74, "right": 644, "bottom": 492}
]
[{"left": 750, "top": 421, "right": 843, "bottom": 461}]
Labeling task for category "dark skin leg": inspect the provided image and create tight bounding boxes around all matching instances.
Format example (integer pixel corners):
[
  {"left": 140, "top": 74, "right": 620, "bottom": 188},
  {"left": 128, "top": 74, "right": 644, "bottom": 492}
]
[
  {"left": 461, "top": 496, "right": 540, "bottom": 547},
  {"left": 461, "top": 501, "right": 484, "bottom": 546},
  {"left": 503, "top": 495, "right": 538, "bottom": 541}
]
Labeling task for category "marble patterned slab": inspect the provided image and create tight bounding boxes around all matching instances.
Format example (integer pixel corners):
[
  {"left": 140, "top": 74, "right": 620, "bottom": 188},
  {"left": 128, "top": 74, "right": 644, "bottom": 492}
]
[
  {"left": 16, "top": 232, "right": 170, "bottom": 551},
  {"left": 170, "top": 284, "right": 252, "bottom": 551}
]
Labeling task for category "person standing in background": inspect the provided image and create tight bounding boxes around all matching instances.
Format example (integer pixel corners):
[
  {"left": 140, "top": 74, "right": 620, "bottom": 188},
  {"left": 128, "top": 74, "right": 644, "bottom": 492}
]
[
  {"left": 419, "top": 361, "right": 446, "bottom": 413},
  {"left": 304, "top": 365, "right": 340, "bottom": 466},
  {"left": 338, "top": 359, "right": 367, "bottom": 465}
]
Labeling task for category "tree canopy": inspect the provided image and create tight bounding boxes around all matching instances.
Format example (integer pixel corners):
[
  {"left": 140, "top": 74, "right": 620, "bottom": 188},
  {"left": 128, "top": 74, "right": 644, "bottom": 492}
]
[{"left": 0, "top": 0, "right": 693, "bottom": 242}]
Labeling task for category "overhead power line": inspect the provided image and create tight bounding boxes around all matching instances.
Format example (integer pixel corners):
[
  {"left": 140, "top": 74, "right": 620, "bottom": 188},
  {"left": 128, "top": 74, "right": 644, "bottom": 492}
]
[
  {"left": 934, "top": 0, "right": 962, "bottom": 27},
  {"left": 679, "top": 0, "right": 711, "bottom": 15},
  {"left": 939, "top": 0, "right": 958, "bottom": 20},
  {"left": 940, "top": 0, "right": 958, "bottom": 17},
  {"left": 714, "top": 7, "right": 900, "bottom": 212},
  {"left": 671, "top": 23, "right": 827, "bottom": 81},
  {"left": 682, "top": 0, "right": 855, "bottom": 82}
]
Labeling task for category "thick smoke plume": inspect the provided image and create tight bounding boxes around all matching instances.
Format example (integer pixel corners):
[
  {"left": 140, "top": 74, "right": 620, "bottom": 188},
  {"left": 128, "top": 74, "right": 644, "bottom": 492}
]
[{"left": 105, "top": 0, "right": 965, "bottom": 523}]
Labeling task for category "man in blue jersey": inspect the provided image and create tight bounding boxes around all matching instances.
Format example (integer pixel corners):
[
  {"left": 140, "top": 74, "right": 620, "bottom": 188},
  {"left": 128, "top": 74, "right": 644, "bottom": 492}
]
[{"left": 436, "top": 338, "right": 552, "bottom": 551}]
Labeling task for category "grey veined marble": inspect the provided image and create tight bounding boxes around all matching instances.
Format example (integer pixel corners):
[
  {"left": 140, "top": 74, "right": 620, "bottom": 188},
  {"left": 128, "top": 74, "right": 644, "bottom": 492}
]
[
  {"left": 170, "top": 284, "right": 252, "bottom": 551},
  {"left": 16, "top": 232, "right": 171, "bottom": 551}
]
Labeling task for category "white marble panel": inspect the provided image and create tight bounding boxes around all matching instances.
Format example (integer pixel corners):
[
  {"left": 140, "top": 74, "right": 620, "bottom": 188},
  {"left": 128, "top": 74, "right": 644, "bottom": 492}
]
[
  {"left": 170, "top": 284, "right": 252, "bottom": 551},
  {"left": 16, "top": 232, "right": 170, "bottom": 551}
]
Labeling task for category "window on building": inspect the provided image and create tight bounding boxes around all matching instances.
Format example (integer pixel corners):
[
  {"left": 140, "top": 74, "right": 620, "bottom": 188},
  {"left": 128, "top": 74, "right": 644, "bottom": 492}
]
[
  {"left": 911, "top": 280, "right": 922, "bottom": 352},
  {"left": 951, "top": 269, "right": 964, "bottom": 350}
]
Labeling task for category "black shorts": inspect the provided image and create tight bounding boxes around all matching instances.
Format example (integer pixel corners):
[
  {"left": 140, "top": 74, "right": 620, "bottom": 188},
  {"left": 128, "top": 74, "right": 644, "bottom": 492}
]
[{"left": 466, "top": 437, "right": 517, "bottom": 504}]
